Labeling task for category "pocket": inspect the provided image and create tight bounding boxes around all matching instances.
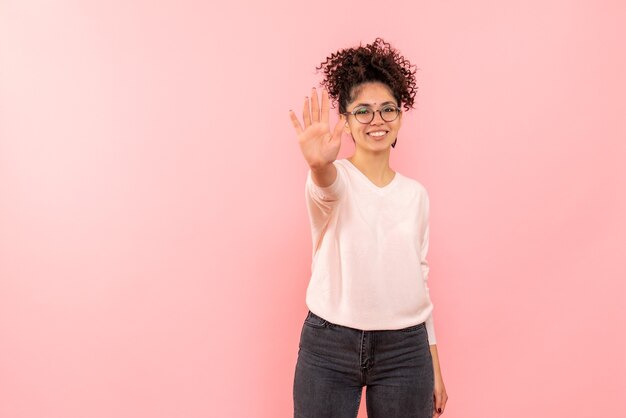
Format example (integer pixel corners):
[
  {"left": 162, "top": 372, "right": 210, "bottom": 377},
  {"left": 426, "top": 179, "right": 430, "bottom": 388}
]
[{"left": 303, "top": 310, "right": 328, "bottom": 328}]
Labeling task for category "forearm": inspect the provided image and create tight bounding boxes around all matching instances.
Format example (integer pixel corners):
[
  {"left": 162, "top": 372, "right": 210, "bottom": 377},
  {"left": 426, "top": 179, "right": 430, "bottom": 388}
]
[
  {"left": 310, "top": 163, "right": 337, "bottom": 188},
  {"left": 430, "top": 344, "right": 442, "bottom": 375}
]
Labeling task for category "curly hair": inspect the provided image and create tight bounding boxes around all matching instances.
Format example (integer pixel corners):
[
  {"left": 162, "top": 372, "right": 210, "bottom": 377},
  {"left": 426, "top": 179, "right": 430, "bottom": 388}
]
[{"left": 316, "top": 38, "right": 418, "bottom": 114}]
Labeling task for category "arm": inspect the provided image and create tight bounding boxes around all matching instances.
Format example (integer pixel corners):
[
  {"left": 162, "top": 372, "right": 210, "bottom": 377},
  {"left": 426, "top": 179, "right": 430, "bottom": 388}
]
[
  {"left": 430, "top": 344, "right": 447, "bottom": 416},
  {"left": 420, "top": 192, "right": 437, "bottom": 345},
  {"left": 310, "top": 162, "right": 337, "bottom": 188},
  {"left": 305, "top": 161, "right": 344, "bottom": 254},
  {"left": 430, "top": 344, "right": 442, "bottom": 376},
  {"left": 292, "top": 88, "right": 345, "bottom": 250},
  {"left": 421, "top": 191, "right": 448, "bottom": 416}
]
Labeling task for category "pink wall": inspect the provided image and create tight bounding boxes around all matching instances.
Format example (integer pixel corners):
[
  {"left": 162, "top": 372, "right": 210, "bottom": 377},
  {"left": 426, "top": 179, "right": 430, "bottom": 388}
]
[{"left": 1, "top": 1, "right": 625, "bottom": 417}]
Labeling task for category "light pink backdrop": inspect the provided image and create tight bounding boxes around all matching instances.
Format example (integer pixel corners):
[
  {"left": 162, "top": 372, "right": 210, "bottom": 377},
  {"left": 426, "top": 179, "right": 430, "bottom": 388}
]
[{"left": 1, "top": 1, "right": 625, "bottom": 417}]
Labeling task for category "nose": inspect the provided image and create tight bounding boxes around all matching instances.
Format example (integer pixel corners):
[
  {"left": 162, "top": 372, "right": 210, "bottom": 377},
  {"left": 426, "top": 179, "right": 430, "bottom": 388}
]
[{"left": 371, "top": 110, "right": 385, "bottom": 124}]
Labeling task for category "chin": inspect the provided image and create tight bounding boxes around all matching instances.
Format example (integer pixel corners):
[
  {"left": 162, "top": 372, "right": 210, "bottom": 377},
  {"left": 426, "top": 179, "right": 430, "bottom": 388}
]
[{"left": 368, "top": 144, "right": 391, "bottom": 152}]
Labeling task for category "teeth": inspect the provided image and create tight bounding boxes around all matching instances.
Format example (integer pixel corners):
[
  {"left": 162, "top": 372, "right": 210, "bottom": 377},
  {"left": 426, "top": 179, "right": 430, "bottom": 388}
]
[{"left": 369, "top": 131, "right": 386, "bottom": 137}]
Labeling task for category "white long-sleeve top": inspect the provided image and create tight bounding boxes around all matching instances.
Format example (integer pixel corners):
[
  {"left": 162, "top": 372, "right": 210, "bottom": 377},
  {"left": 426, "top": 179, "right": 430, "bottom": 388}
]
[{"left": 304, "top": 158, "right": 436, "bottom": 345}]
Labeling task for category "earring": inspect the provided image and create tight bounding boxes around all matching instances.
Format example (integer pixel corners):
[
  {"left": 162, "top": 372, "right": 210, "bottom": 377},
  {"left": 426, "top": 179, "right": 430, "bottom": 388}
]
[{"left": 391, "top": 137, "right": 398, "bottom": 148}]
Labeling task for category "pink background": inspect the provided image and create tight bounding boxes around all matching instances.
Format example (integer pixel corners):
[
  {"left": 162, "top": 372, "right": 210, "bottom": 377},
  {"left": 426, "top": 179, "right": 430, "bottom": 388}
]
[{"left": 1, "top": 1, "right": 625, "bottom": 417}]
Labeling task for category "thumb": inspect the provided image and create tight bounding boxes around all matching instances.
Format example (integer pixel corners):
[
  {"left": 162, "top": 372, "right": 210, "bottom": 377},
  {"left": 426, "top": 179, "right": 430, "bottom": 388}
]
[{"left": 330, "top": 116, "right": 346, "bottom": 143}]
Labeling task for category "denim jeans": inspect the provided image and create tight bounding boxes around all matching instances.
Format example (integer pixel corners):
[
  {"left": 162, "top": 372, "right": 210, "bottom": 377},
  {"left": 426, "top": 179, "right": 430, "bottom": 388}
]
[{"left": 293, "top": 310, "right": 434, "bottom": 418}]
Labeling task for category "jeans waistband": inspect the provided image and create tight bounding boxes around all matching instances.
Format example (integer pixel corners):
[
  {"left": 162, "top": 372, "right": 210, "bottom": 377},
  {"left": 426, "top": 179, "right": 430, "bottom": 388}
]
[{"left": 307, "top": 310, "right": 426, "bottom": 332}]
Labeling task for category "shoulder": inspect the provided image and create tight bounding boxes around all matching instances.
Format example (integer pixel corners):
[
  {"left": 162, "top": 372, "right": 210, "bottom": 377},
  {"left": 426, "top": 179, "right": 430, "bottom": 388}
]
[
  {"left": 332, "top": 158, "right": 351, "bottom": 178},
  {"left": 334, "top": 158, "right": 348, "bottom": 169},
  {"left": 396, "top": 171, "right": 429, "bottom": 197},
  {"left": 395, "top": 173, "right": 430, "bottom": 216}
]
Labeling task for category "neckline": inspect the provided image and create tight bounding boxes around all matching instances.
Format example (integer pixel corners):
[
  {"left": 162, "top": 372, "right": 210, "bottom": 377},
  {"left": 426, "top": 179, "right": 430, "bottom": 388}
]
[{"left": 343, "top": 159, "right": 399, "bottom": 192}]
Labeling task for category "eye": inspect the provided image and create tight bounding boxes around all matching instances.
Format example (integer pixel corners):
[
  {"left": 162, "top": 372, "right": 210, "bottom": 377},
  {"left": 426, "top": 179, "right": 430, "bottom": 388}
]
[
  {"left": 354, "top": 107, "right": 372, "bottom": 115},
  {"left": 382, "top": 105, "right": 398, "bottom": 113}
]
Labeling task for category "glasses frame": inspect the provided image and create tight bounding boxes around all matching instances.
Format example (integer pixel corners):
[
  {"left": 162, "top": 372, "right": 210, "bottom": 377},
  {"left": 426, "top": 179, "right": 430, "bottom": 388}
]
[{"left": 341, "top": 104, "right": 402, "bottom": 124}]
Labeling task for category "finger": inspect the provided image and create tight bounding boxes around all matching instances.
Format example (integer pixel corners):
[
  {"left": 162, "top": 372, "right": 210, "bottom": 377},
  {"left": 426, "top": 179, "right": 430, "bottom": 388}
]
[
  {"left": 321, "top": 88, "right": 330, "bottom": 124},
  {"left": 434, "top": 393, "right": 443, "bottom": 416},
  {"left": 302, "top": 96, "right": 311, "bottom": 128},
  {"left": 310, "top": 87, "right": 320, "bottom": 123},
  {"left": 289, "top": 110, "right": 303, "bottom": 136}
]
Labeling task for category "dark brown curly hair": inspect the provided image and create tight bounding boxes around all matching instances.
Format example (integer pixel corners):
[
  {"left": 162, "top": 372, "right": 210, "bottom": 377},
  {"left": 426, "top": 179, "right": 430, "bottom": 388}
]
[{"left": 316, "top": 38, "right": 418, "bottom": 114}]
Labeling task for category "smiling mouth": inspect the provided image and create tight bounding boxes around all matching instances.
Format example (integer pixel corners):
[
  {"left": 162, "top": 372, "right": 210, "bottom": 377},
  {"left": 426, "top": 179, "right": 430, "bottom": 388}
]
[{"left": 367, "top": 130, "right": 388, "bottom": 138}]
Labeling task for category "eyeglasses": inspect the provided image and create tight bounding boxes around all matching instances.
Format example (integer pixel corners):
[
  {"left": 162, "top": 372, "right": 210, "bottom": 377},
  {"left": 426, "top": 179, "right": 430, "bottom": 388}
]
[{"left": 342, "top": 104, "right": 402, "bottom": 124}]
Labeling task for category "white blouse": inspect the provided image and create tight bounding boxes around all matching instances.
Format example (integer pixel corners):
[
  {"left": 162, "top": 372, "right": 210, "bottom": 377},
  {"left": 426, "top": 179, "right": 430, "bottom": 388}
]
[{"left": 304, "top": 158, "right": 436, "bottom": 345}]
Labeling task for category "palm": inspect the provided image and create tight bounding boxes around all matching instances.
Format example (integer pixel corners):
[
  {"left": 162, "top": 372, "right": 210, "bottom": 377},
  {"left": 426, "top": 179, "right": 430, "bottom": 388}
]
[
  {"left": 298, "top": 121, "right": 340, "bottom": 167},
  {"left": 289, "top": 88, "right": 344, "bottom": 169}
]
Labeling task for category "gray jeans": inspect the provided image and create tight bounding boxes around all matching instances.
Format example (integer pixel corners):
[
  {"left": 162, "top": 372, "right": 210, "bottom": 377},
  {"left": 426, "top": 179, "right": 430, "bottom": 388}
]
[{"left": 293, "top": 310, "right": 434, "bottom": 418}]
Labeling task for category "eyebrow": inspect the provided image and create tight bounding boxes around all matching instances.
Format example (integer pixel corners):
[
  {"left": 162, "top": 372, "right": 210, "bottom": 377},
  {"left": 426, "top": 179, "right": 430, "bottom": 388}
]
[{"left": 353, "top": 101, "right": 397, "bottom": 107}]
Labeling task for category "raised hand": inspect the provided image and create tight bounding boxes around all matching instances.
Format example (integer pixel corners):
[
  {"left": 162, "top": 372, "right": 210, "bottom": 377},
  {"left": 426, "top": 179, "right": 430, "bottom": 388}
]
[{"left": 289, "top": 88, "right": 344, "bottom": 170}]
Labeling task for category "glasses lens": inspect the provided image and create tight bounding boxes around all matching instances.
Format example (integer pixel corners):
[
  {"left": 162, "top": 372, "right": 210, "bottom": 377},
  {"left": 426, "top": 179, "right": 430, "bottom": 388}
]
[
  {"left": 381, "top": 106, "right": 400, "bottom": 122},
  {"left": 353, "top": 108, "right": 373, "bottom": 123}
]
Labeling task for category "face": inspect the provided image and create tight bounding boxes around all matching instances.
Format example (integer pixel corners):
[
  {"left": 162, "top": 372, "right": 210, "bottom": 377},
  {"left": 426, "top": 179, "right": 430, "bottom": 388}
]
[{"left": 343, "top": 81, "right": 402, "bottom": 152}]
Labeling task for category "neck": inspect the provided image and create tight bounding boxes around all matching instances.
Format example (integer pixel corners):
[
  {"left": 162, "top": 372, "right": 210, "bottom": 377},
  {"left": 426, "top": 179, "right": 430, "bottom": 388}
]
[{"left": 347, "top": 148, "right": 394, "bottom": 184}]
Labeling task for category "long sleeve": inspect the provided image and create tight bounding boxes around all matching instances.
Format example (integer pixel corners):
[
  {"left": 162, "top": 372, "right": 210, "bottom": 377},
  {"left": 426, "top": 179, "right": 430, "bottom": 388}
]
[
  {"left": 304, "top": 161, "right": 345, "bottom": 256},
  {"left": 421, "top": 192, "right": 437, "bottom": 345}
]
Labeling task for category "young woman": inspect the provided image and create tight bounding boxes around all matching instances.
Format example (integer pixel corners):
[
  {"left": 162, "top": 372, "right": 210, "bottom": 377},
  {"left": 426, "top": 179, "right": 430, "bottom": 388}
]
[{"left": 289, "top": 38, "right": 448, "bottom": 418}]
